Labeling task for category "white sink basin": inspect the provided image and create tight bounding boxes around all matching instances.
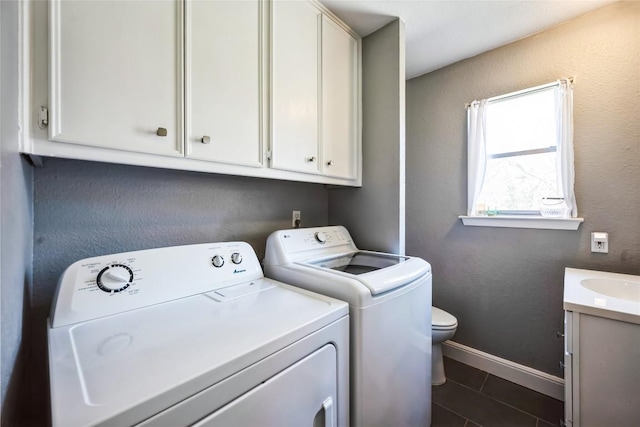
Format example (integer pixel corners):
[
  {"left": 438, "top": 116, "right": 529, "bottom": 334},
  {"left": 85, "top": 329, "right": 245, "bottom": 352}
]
[
  {"left": 580, "top": 278, "right": 640, "bottom": 302},
  {"left": 565, "top": 268, "right": 640, "bottom": 325}
]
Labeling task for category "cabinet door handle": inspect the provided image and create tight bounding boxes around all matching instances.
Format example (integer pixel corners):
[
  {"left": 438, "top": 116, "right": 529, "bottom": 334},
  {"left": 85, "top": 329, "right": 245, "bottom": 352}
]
[
  {"left": 201, "top": 135, "right": 211, "bottom": 144},
  {"left": 556, "top": 331, "right": 565, "bottom": 338},
  {"left": 326, "top": 160, "right": 333, "bottom": 166},
  {"left": 308, "top": 156, "right": 316, "bottom": 162},
  {"left": 558, "top": 361, "right": 565, "bottom": 369},
  {"left": 156, "top": 127, "right": 168, "bottom": 137}
]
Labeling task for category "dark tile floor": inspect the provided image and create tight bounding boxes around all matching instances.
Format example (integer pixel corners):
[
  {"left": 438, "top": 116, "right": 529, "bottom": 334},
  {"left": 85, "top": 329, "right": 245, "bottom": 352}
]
[{"left": 432, "top": 357, "right": 564, "bottom": 427}]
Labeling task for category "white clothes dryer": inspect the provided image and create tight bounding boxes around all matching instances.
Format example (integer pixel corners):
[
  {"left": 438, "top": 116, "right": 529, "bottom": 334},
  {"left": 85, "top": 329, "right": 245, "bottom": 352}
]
[
  {"left": 264, "top": 226, "right": 432, "bottom": 427},
  {"left": 48, "top": 242, "right": 349, "bottom": 427}
]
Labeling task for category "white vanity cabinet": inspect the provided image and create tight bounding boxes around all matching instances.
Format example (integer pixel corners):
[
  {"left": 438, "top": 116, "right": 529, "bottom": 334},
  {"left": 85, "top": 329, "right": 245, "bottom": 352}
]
[
  {"left": 48, "top": 0, "right": 183, "bottom": 157},
  {"left": 185, "top": 0, "right": 264, "bottom": 168},
  {"left": 563, "top": 268, "right": 640, "bottom": 427},
  {"left": 271, "top": 0, "right": 359, "bottom": 179},
  {"left": 564, "top": 311, "right": 640, "bottom": 427},
  {"left": 25, "top": 0, "right": 361, "bottom": 186}
]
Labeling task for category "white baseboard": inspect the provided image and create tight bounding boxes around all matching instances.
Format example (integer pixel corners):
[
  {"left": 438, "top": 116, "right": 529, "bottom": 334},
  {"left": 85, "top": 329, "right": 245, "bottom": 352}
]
[{"left": 442, "top": 340, "right": 564, "bottom": 401}]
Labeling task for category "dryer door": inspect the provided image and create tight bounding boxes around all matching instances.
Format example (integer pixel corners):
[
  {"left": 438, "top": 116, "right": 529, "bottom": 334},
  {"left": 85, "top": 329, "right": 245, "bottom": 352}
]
[{"left": 194, "top": 344, "right": 338, "bottom": 427}]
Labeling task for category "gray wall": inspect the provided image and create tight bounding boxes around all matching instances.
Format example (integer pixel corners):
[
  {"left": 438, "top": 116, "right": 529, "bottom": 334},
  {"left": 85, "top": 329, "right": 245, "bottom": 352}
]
[
  {"left": 406, "top": 1, "right": 640, "bottom": 376},
  {"left": 20, "top": 158, "right": 329, "bottom": 425},
  {"left": 329, "top": 19, "right": 406, "bottom": 254},
  {"left": 0, "top": 0, "right": 34, "bottom": 423}
]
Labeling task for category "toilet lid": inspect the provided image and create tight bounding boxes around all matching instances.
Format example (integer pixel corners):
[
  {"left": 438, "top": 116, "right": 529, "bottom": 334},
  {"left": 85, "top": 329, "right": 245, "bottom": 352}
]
[{"left": 432, "top": 306, "right": 457, "bottom": 328}]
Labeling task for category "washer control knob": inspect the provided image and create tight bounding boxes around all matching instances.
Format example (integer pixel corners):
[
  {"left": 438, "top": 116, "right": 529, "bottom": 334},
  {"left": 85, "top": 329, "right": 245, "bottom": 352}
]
[
  {"left": 211, "top": 255, "right": 225, "bottom": 268},
  {"left": 231, "top": 252, "right": 243, "bottom": 264},
  {"left": 315, "top": 231, "right": 328, "bottom": 244},
  {"left": 96, "top": 264, "right": 133, "bottom": 293}
]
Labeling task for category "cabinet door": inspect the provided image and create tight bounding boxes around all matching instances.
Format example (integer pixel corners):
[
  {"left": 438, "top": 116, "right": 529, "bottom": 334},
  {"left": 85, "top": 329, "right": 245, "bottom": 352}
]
[
  {"left": 186, "top": 0, "right": 263, "bottom": 167},
  {"left": 49, "top": 0, "right": 182, "bottom": 157},
  {"left": 574, "top": 313, "right": 640, "bottom": 426},
  {"left": 322, "top": 17, "right": 358, "bottom": 180},
  {"left": 271, "top": 0, "right": 320, "bottom": 175}
]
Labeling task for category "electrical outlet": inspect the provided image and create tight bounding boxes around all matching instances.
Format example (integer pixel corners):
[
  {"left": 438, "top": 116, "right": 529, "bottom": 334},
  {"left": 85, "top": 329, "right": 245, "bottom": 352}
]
[
  {"left": 292, "top": 211, "right": 301, "bottom": 228},
  {"left": 591, "top": 232, "right": 608, "bottom": 253}
]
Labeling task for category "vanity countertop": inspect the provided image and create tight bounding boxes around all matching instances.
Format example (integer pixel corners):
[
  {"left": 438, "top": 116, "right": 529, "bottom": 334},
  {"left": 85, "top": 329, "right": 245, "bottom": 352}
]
[{"left": 564, "top": 267, "right": 640, "bottom": 325}]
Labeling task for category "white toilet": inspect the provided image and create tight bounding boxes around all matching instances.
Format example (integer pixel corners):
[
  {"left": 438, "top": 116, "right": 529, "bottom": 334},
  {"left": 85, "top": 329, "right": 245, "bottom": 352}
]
[{"left": 431, "top": 306, "right": 458, "bottom": 385}]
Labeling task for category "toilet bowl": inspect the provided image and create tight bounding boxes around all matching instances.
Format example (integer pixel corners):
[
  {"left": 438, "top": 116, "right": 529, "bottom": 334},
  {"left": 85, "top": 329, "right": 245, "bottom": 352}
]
[{"left": 432, "top": 306, "right": 458, "bottom": 385}]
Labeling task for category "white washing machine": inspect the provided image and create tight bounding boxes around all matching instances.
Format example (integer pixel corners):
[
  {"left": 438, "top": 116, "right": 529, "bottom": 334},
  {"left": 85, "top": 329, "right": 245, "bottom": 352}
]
[
  {"left": 264, "top": 226, "right": 432, "bottom": 427},
  {"left": 47, "top": 241, "right": 349, "bottom": 427}
]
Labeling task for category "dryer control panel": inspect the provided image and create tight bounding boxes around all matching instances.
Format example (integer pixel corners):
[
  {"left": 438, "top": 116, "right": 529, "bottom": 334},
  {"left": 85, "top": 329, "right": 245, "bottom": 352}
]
[{"left": 50, "top": 242, "right": 263, "bottom": 328}]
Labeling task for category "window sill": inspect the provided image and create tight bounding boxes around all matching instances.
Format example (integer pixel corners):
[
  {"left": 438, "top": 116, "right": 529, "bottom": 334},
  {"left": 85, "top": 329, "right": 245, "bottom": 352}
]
[{"left": 458, "top": 215, "right": 584, "bottom": 230}]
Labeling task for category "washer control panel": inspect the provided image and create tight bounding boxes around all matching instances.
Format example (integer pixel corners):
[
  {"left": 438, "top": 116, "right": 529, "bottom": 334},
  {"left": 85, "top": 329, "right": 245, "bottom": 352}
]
[
  {"left": 50, "top": 242, "right": 262, "bottom": 328},
  {"left": 272, "top": 226, "right": 356, "bottom": 256}
]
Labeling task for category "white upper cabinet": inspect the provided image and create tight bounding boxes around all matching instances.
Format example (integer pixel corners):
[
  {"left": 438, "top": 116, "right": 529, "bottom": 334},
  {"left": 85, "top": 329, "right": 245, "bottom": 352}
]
[
  {"left": 270, "top": 0, "right": 321, "bottom": 175},
  {"left": 27, "top": 0, "right": 361, "bottom": 186},
  {"left": 186, "top": 0, "right": 263, "bottom": 167},
  {"left": 49, "top": 0, "right": 182, "bottom": 157},
  {"left": 321, "top": 16, "right": 358, "bottom": 180},
  {"left": 271, "top": 1, "right": 360, "bottom": 180}
]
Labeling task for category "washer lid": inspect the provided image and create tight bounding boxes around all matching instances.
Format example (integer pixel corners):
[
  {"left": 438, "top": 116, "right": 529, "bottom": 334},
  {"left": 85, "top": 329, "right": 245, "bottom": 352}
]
[
  {"left": 301, "top": 251, "right": 431, "bottom": 295},
  {"left": 432, "top": 307, "right": 458, "bottom": 328},
  {"left": 48, "top": 279, "right": 347, "bottom": 427}
]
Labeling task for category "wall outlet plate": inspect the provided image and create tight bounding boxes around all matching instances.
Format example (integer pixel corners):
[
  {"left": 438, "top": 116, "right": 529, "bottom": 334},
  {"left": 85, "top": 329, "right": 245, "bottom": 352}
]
[
  {"left": 590, "top": 232, "right": 608, "bottom": 253},
  {"left": 292, "top": 211, "right": 301, "bottom": 227}
]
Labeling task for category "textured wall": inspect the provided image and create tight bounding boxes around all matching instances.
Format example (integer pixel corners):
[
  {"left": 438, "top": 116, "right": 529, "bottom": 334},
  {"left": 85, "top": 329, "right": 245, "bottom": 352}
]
[
  {"left": 0, "top": 0, "right": 34, "bottom": 423},
  {"left": 21, "top": 158, "right": 328, "bottom": 424},
  {"left": 329, "top": 19, "right": 406, "bottom": 254},
  {"left": 406, "top": 2, "right": 640, "bottom": 376}
]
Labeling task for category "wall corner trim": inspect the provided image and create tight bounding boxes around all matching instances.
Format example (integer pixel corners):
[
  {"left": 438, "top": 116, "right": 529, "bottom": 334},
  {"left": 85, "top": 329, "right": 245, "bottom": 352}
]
[{"left": 442, "top": 340, "right": 564, "bottom": 401}]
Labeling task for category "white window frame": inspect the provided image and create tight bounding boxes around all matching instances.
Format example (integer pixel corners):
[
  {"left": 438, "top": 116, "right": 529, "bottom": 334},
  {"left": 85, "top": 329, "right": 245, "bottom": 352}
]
[{"left": 460, "top": 79, "right": 583, "bottom": 230}]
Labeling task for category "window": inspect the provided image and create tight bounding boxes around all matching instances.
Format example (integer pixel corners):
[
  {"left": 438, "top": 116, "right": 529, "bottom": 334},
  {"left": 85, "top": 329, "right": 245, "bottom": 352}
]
[{"left": 466, "top": 79, "right": 577, "bottom": 220}]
